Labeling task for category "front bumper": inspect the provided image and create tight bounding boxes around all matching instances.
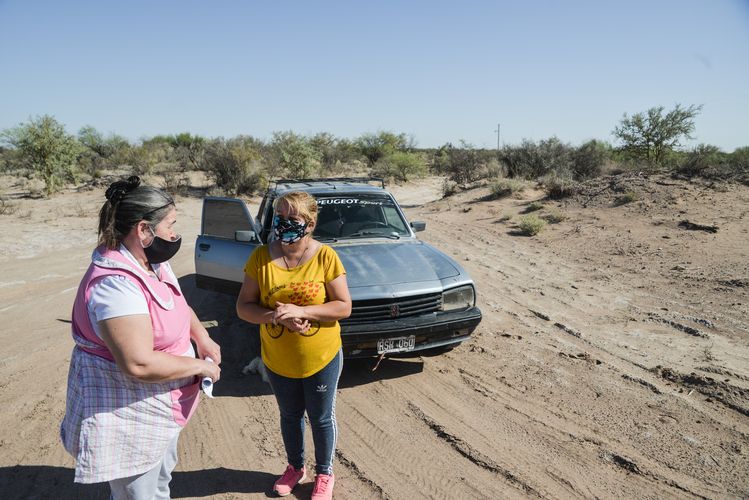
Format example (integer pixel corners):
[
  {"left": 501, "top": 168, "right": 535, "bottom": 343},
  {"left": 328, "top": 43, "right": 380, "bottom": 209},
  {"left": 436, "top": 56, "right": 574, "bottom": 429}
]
[{"left": 340, "top": 307, "right": 482, "bottom": 358}]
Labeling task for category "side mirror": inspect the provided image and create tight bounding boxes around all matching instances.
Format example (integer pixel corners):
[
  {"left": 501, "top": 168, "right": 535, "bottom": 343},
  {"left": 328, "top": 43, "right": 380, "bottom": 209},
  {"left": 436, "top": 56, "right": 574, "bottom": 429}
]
[
  {"left": 410, "top": 221, "right": 426, "bottom": 232},
  {"left": 235, "top": 230, "right": 258, "bottom": 243}
]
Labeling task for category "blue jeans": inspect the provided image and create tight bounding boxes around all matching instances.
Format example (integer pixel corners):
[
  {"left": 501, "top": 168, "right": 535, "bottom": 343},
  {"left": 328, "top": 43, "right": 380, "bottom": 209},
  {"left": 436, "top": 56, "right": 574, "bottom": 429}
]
[{"left": 266, "top": 349, "right": 342, "bottom": 475}]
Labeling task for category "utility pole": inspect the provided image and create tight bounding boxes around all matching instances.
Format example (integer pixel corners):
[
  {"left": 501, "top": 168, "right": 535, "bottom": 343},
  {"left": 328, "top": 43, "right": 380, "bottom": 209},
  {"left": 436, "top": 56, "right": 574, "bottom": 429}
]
[{"left": 494, "top": 123, "right": 501, "bottom": 152}]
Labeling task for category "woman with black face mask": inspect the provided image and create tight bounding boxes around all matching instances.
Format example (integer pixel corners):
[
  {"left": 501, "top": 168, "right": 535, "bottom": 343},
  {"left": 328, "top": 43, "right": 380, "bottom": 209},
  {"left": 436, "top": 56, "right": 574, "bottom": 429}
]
[{"left": 60, "top": 176, "right": 221, "bottom": 500}]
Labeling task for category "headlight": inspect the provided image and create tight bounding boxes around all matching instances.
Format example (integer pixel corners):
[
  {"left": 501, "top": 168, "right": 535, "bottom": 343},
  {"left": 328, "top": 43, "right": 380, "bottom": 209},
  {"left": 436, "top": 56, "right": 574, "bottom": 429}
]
[{"left": 441, "top": 285, "right": 475, "bottom": 311}]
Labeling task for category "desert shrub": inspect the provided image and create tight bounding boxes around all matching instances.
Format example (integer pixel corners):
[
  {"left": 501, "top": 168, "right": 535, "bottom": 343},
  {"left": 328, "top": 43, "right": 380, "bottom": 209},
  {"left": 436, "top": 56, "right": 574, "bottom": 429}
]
[
  {"left": 432, "top": 140, "right": 494, "bottom": 184},
  {"left": 270, "top": 131, "right": 321, "bottom": 179},
  {"left": 730, "top": 146, "right": 749, "bottom": 169},
  {"left": 484, "top": 158, "right": 505, "bottom": 178},
  {"left": 161, "top": 172, "right": 191, "bottom": 196},
  {"left": 1, "top": 115, "right": 83, "bottom": 195},
  {"left": 310, "top": 133, "right": 363, "bottom": 173},
  {"left": 202, "top": 138, "right": 265, "bottom": 195},
  {"left": 78, "top": 126, "right": 130, "bottom": 160},
  {"left": 171, "top": 133, "right": 206, "bottom": 171},
  {"left": 573, "top": 140, "right": 611, "bottom": 179},
  {"left": 120, "top": 140, "right": 175, "bottom": 176},
  {"left": 677, "top": 144, "right": 724, "bottom": 177},
  {"left": 525, "top": 201, "right": 544, "bottom": 212},
  {"left": 441, "top": 178, "right": 458, "bottom": 197},
  {"left": 372, "top": 151, "right": 427, "bottom": 183},
  {"left": 500, "top": 137, "right": 575, "bottom": 180},
  {"left": 355, "top": 131, "right": 412, "bottom": 166},
  {"left": 541, "top": 171, "right": 579, "bottom": 199},
  {"left": 0, "top": 197, "right": 18, "bottom": 215},
  {"left": 612, "top": 104, "right": 701, "bottom": 168},
  {"left": 729, "top": 146, "right": 749, "bottom": 184},
  {"left": 674, "top": 144, "right": 749, "bottom": 183},
  {"left": 615, "top": 191, "right": 638, "bottom": 205},
  {"left": 489, "top": 177, "right": 527, "bottom": 198},
  {"left": 498, "top": 214, "right": 512, "bottom": 222},
  {"left": 543, "top": 209, "right": 567, "bottom": 223},
  {"left": 77, "top": 126, "right": 132, "bottom": 176},
  {"left": 0, "top": 147, "right": 13, "bottom": 172},
  {"left": 518, "top": 214, "right": 546, "bottom": 236}
]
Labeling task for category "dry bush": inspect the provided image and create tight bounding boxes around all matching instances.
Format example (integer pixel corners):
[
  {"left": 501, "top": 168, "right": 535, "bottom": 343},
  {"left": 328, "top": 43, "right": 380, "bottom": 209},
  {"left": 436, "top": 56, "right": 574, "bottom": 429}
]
[
  {"left": 371, "top": 151, "right": 427, "bottom": 183},
  {"left": 525, "top": 201, "right": 544, "bottom": 212},
  {"left": 489, "top": 177, "right": 527, "bottom": 198},
  {"left": 441, "top": 178, "right": 458, "bottom": 197},
  {"left": 541, "top": 171, "right": 579, "bottom": 199},
  {"left": 543, "top": 209, "right": 567, "bottom": 223},
  {"left": 615, "top": 191, "right": 638, "bottom": 205},
  {"left": 0, "top": 197, "right": 18, "bottom": 215},
  {"left": 161, "top": 172, "right": 191, "bottom": 196},
  {"left": 202, "top": 138, "right": 265, "bottom": 195},
  {"left": 518, "top": 214, "right": 546, "bottom": 236}
]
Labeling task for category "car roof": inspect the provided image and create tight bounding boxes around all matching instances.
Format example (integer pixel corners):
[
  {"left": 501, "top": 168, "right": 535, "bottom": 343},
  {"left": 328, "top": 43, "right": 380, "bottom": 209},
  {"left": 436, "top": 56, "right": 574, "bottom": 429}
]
[{"left": 268, "top": 178, "right": 391, "bottom": 197}]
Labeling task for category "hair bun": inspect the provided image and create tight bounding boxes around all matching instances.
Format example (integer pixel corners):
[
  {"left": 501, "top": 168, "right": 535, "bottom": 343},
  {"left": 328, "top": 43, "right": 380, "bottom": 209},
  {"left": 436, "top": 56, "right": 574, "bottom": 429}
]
[{"left": 106, "top": 176, "right": 141, "bottom": 204}]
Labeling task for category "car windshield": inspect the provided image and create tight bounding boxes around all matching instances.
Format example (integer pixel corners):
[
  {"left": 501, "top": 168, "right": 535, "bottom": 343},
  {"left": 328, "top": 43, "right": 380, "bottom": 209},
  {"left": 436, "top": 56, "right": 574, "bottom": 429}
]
[{"left": 313, "top": 194, "right": 410, "bottom": 240}]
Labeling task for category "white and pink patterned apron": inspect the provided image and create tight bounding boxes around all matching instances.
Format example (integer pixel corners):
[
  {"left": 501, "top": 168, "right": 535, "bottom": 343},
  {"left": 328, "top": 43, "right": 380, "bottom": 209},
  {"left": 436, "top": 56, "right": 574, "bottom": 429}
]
[{"left": 60, "top": 246, "right": 200, "bottom": 483}]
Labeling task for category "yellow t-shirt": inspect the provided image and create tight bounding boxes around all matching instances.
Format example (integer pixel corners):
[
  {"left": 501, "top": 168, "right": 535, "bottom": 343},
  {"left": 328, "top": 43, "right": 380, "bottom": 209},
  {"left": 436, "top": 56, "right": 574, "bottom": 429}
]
[{"left": 244, "top": 244, "right": 346, "bottom": 378}]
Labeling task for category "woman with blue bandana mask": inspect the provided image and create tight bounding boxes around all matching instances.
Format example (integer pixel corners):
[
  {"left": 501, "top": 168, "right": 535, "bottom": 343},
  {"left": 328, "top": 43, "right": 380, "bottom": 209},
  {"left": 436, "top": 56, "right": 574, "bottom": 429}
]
[
  {"left": 237, "top": 191, "right": 352, "bottom": 500},
  {"left": 273, "top": 215, "right": 309, "bottom": 245}
]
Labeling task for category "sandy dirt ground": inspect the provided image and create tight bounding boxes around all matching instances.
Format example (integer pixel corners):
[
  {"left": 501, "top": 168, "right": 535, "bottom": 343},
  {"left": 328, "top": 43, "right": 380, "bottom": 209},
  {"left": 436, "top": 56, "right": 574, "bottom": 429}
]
[{"left": 0, "top": 173, "right": 747, "bottom": 499}]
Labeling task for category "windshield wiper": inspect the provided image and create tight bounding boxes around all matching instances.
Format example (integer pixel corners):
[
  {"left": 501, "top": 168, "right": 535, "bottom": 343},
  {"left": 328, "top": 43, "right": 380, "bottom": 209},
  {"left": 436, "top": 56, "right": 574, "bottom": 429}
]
[{"left": 347, "top": 231, "right": 401, "bottom": 239}]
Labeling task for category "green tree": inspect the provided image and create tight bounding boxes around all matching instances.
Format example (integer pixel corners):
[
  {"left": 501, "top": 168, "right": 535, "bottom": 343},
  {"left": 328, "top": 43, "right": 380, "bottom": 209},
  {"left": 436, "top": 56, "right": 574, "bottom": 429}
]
[
  {"left": 612, "top": 104, "right": 702, "bottom": 167},
  {"left": 309, "top": 132, "right": 361, "bottom": 172},
  {"left": 78, "top": 126, "right": 129, "bottom": 159},
  {"left": 572, "top": 139, "right": 611, "bottom": 179},
  {"left": 2, "top": 115, "right": 83, "bottom": 195},
  {"left": 202, "top": 137, "right": 264, "bottom": 194},
  {"left": 355, "top": 131, "right": 412, "bottom": 166},
  {"left": 270, "top": 131, "right": 321, "bottom": 179},
  {"left": 372, "top": 151, "right": 427, "bottom": 183},
  {"left": 433, "top": 140, "right": 488, "bottom": 184},
  {"left": 500, "top": 137, "right": 574, "bottom": 180},
  {"left": 171, "top": 132, "right": 206, "bottom": 170},
  {"left": 77, "top": 125, "right": 131, "bottom": 175}
]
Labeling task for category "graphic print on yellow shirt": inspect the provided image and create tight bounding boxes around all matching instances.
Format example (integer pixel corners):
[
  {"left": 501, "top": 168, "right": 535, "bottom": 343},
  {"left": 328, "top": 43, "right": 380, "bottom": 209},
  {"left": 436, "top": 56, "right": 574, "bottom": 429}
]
[
  {"left": 263, "top": 280, "right": 324, "bottom": 338},
  {"left": 244, "top": 244, "right": 345, "bottom": 378}
]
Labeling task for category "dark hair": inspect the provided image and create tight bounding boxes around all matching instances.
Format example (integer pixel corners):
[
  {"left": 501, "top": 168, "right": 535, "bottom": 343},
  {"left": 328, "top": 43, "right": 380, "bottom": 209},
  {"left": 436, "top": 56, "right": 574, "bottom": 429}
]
[{"left": 98, "top": 176, "right": 175, "bottom": 249}]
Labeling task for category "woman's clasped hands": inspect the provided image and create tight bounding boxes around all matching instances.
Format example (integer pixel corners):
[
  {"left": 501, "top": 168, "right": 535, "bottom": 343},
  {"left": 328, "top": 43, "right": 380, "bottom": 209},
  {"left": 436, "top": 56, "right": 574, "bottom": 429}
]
[{"left": 273, "top": 301, "right": 310, "bottom": 334}]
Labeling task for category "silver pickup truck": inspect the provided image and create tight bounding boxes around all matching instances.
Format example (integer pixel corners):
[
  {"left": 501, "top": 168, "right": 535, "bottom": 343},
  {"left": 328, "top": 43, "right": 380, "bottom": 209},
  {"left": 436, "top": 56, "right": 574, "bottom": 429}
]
[{"left": 194, "top": 177, "right": 482, "bottom": 357}]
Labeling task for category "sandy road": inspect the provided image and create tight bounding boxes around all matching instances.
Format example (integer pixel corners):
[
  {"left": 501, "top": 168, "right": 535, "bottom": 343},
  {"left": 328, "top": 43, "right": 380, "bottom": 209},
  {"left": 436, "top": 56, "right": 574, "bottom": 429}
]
[{"left": 0, "top": 175, "right": 747, "bottom": 499}]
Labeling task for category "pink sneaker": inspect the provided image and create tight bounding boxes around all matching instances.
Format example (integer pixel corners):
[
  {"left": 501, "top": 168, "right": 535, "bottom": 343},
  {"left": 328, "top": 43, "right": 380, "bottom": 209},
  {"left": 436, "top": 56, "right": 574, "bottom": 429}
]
[
  {"left": 311, "top": 473, "right": 335, "bottom": 500},
  {"left": 273, "top": 464, "right": 306, "bottom": 497}
]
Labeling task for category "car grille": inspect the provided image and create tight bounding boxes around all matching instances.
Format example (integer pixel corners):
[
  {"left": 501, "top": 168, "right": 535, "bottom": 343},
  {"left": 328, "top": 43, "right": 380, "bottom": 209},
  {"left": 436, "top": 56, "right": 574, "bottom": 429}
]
[{"left": 342, "top": 292, "right": 443, "bottom": 324}]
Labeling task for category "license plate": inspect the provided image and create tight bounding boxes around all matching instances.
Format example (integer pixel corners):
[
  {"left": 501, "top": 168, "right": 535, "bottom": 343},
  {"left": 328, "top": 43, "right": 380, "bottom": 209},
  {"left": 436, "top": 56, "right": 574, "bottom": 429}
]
[{"left": 377, "top": 335, "right": 416, "bottom": 354}]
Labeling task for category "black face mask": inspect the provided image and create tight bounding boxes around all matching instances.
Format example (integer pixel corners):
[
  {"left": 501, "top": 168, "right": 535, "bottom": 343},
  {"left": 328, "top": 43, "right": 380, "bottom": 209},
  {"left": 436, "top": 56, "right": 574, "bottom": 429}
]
[{"left": 144, "top": 227, "right": 182, "bottom": 264}]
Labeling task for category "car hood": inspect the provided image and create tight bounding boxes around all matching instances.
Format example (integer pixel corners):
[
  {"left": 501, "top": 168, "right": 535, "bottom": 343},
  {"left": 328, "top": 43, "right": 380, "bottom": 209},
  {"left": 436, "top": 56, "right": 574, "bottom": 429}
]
[{"left": 333, "top": 240, "right": 461, "bottom": 289}]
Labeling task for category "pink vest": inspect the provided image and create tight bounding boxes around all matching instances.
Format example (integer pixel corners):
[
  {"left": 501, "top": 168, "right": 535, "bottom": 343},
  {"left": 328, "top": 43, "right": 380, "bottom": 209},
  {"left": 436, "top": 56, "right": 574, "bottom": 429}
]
[{"left": 70, "top": 246, "right": 199, "bottom": 425}]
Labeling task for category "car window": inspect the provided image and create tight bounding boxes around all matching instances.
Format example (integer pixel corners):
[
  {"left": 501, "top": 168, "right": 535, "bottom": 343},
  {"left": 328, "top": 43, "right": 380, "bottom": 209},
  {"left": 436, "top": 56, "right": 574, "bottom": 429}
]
[
  {"left": 202, "top": 198, "right": 253, "bottom": 239},
  {"left": 314, "top": 194, "right": 410, "bottom": 239},
  {"left": 260, "top": 196, "right": 276, "bottom": 241}
]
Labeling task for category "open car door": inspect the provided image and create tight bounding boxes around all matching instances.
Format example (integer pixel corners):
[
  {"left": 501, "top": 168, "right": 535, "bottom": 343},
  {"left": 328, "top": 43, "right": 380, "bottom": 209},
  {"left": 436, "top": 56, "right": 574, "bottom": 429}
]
[{"left": 195, "top": 197, "right": 261, "bottom": 294}]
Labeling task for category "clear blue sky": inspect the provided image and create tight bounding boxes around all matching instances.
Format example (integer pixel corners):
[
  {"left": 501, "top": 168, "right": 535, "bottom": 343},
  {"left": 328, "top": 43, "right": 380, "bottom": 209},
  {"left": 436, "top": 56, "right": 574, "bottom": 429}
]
[{"left": 1, "top": 0, "right": 747, "bottom": 151}]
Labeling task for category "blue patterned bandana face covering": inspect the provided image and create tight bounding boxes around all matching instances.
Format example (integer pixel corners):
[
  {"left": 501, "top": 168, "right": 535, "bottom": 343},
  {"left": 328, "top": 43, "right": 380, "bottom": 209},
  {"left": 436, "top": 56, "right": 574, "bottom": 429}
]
[{"left": 273, "top": 216, "right": 308, "bottom": 245}]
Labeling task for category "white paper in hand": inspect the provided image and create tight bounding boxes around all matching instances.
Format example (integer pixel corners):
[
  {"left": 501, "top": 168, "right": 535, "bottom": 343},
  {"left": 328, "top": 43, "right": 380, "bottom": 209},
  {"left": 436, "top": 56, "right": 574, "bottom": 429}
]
[{"left": 201, "top": 356, "right": 215, "bottom": 398}]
